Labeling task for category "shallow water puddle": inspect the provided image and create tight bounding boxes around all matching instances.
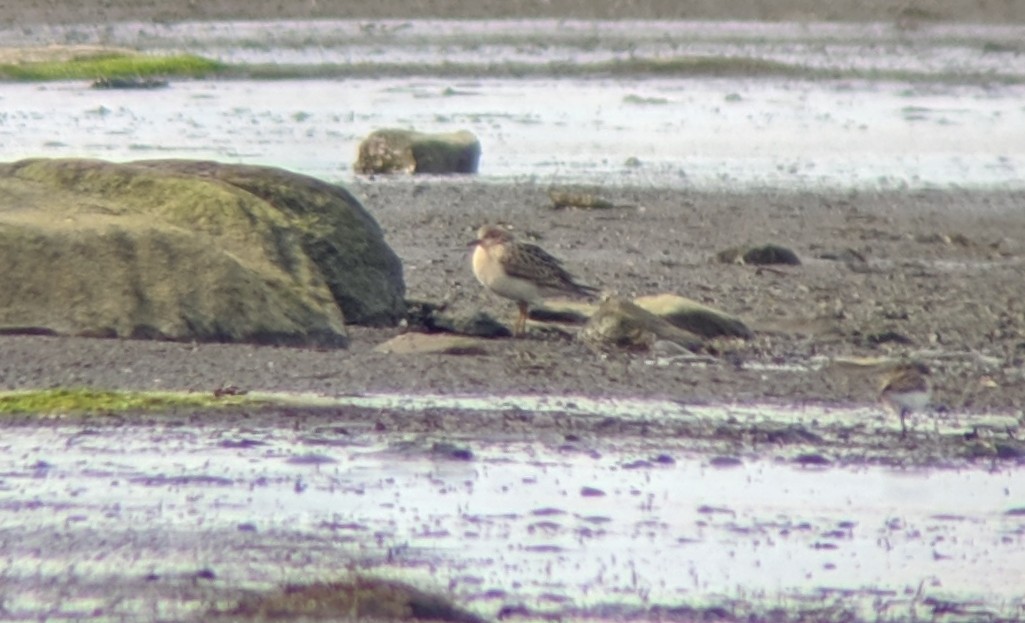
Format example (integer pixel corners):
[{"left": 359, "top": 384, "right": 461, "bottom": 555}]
[{"left": 1, "top": 403, "right": 1023, "bottom": 621}]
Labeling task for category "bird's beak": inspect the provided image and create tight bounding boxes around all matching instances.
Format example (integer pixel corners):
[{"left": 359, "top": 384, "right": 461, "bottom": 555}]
[{"left": 467, "top": 238, "right": 481, "bottom": 248}]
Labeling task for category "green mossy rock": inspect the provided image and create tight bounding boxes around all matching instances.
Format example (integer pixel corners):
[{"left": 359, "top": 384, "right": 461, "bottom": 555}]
[
  {"left": 0, "top": 158, "right": 405, "bottom": 345},
  {"left": 355, "top": 128, "right": 481, "bottom": 175}
]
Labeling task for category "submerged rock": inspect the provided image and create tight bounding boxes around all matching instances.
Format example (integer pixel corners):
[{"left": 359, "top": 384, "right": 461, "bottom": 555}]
[
  {"left": 0, "top": 158, "right": 405, "bottom": 345},
  {"left": 355, "top": 128, "right": 481, "bottom": 175}
]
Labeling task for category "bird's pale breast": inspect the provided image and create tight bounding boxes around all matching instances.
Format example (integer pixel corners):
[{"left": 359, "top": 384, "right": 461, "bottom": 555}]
[{"left": 472, "top": 244, "right": 541, "bottom": 304}]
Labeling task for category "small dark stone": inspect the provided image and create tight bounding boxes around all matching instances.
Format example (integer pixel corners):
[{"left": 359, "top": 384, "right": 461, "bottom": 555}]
[
  {"left": 195, "top": 568, "right": 217, "bottom": 580},
  {"left": 758, "top": 425, "right": 823, "bottom": 445},
  {"left": 92, "top": 77, "right": 169, "bottom": 90},
  {"left": 213, "top": 384, "right": 247, "bottom": 397},
  {"left": 718, "top": 243, "right": 801, "bottom": 266},
  {"left": 431, "top": 442, "right": 474, "bottom": 461},
  {"left": 995, "top": 443, "right": 1025, "bottom": 460},
  {"left": 529, "top": 307, "right": 591, "bottom": 325},
  {"left": 866, "top": 330, "right": 914, "bottom": 346},
  {"left": 432, "top": 311, "right": 512, "bottom": 338},
  {"left": 403, "top": 300, "right": 441, "bottom": 331},
  {"left": 709, "top": 455, "right": 742, "bottom": 467},
  {"left": 794, "top": 453, "right": 832, "bottom": 466},
  {"left": 580, "top": 486, "right": 606, "bottom": 497},
  {"left": 218, "top": 438, "right": 266, "bottom": 449},
  {"left": 531, "top": 507, "right": 566, "bottom": 516},
  {"left": 622, "top": 459, "right": 653, "bottom": 469},
  {"left": 497, "top": 604, "right": 532, "bottom": 619},
  {"left": 696, "top": 505, "right": 735, "bottom": 516},
  {"left": 286, "top": 453, "right": 337, "bottom": 465}
]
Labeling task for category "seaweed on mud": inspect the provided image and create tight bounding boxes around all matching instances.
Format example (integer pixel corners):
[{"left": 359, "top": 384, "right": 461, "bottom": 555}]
[{"left": 214, "top": 576, "right": 485, "bottom": 622}]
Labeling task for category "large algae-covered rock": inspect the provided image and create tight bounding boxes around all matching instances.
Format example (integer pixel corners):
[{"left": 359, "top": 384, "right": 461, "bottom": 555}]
[
  {"left": 355, "top": 128, "right": 481, "bottom": 175},
  {"left": 0, "top": 158, "right": 405, "bottom": 345},
  {"left": 132, "top": 159, "right": 405, "bottom": 325}
]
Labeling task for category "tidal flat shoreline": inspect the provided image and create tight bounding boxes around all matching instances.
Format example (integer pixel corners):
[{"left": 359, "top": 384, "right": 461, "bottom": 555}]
[
  {"left": 2, "top": 3, "right": 1025, "bottom": 622},
  {"left": 4, "top": 183, "right": 1024, "bottom": 419}
]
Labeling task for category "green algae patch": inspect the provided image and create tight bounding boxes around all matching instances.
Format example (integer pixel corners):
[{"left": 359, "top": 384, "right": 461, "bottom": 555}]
[
  {"left": 0, "top": 388, "right": 256, "bottom": 416},
  {"left": 0, "top": 52, "right": 224, "bottom": 81}
]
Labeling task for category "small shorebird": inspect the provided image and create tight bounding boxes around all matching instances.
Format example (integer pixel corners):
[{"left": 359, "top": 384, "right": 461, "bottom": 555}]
[
  {"left": 879, "top": 361, "right": 933, "bottom": 436},
  {"left": 469, "top": 224, "right": 598, "bottom": 336}
]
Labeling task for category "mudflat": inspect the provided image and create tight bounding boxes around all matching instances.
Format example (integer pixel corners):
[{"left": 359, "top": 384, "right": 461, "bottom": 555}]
[
  {"left": 4, "top": 182, "right": 1024, "bottom": 418},
  {"left": 0, "top": 0, "right": 1022, "bottom": 448}
]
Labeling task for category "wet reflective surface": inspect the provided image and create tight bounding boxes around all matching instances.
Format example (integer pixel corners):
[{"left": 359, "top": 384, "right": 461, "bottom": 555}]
[
  {"left": 2, "top": 77, "right": 1023, "bottom": 191},
  {"left": 1, "top": 395, "right": 1024, "bottom": 621},
  {"left": 1, "top": 21, "right": 1024, "bottom": 191}
]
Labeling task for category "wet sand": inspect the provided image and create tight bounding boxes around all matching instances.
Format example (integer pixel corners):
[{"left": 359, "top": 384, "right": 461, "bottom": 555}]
[
  {"left": 1, "top": 3, "right": 1022, "bottom": 420},
  {"left": 4, "top": 183, "right": 1024, "bottom": 417}
]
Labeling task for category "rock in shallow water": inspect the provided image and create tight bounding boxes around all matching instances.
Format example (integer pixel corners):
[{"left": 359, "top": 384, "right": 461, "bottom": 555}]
[{"left": 354, "top": 128, "right": 481, "bottom": 175}]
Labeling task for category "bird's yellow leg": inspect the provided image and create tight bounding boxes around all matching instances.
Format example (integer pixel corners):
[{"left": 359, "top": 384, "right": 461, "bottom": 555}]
[{"left": 516, "top": 301, "right": 529, "bottom": 336}]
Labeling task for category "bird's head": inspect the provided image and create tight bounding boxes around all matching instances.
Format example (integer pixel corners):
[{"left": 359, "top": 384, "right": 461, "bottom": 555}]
[{"left": 469, "top": 224, "right": 514, "bottom": 249}]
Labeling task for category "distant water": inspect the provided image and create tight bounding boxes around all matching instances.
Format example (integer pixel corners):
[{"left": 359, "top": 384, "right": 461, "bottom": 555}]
[
  {"left": 6, "top": 20, "right": 1025, "bottom": 80},
  {"left": 2, "top": 19, "right": 1024, "bottom": 190}
]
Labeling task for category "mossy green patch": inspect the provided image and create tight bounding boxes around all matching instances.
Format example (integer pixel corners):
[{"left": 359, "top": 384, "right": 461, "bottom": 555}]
[
  {"left": 0, "top": 388, "right": 254, "bottom": 415},
  {"left": 0, "top": 53, "right": 225, "bottom": 81}
]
